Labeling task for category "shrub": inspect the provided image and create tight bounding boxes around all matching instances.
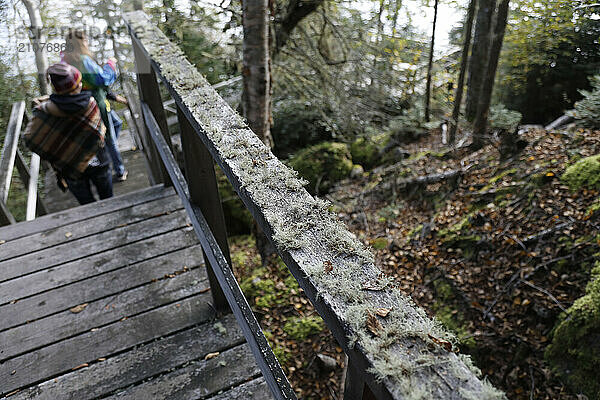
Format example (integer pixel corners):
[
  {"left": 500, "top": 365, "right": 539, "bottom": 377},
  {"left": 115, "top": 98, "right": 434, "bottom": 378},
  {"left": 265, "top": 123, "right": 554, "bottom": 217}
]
[
  {"left": 271, "top": 100, "right": 333, "bottom": 157},
  {"left": 387, "top": 108, "right": 427, "bottom": 144},
  {"left": 488, "top": 104, "right": 522, "bottom": 132},
  {"left": 570, "top": 75, "right": 600, "bottom": 129}
]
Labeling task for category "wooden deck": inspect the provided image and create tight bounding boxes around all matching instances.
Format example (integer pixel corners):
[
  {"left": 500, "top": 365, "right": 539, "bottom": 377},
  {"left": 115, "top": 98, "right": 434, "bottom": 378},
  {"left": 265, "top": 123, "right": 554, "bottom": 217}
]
[{"left": 0, "top": 185, "right": 271, "bottom": 399}]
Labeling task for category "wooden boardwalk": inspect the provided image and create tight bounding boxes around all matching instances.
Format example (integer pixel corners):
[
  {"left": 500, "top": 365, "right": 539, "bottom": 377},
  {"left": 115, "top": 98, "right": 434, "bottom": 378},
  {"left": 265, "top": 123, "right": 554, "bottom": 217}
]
[{"left": 0, "top": 185, "right": 271, "bottom": 399}]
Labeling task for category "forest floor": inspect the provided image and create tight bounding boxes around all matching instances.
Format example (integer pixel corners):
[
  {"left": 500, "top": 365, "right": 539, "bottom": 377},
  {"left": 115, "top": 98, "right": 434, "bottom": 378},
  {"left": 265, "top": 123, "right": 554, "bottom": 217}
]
[{"left": 231, "top": 127, "right": 600, "bottom": 400}]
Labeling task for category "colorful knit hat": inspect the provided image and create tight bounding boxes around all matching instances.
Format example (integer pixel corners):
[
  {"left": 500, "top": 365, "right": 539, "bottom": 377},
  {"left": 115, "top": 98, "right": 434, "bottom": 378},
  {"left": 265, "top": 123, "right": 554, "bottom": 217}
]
[{"left": 47, "top": 63, "right": 82, "bottom": 94}]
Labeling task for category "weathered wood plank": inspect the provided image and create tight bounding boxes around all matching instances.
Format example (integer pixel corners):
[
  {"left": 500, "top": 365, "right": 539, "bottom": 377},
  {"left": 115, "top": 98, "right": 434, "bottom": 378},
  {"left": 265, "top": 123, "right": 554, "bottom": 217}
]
[
  {"left": 9, "top": 314, "right": 244, "bottom": 400},
  {"left": 178, "top": 106, "right": 230, "bottom": 312},
  {"left": 0, "top": 292, "right": 215, "bottom": 395},
  {"left": 0, "top": 267, "right": 208, "bottom": 361},
  {"left": 123, "top": 12, "right": 501, "bottom": 399},
  {"left": 0, "top": 244, "right": 202, "bottom": 329},
  {"left": 0, "top": 192, "right": 180, "bottom": 261},
  {"left": 207, "top": 377, "right": 273, "bottom": 400},
  {"left": 104, "top": 344, "right": 260, "bottom": 400},
  {"left": 14, "top": 150, "right": 48, "bottom": 217},
  {"left": 0, "top": 101, "right": 25, "bottom": 203},
  {"left": 0, "top": 209, "right": 189, "bottom": 282},
  {"left": 0, "top": 185, "right": 172, "bottom": 241},
  {"left": 25, "top": 153, "right": 41, "bottom": 221}
]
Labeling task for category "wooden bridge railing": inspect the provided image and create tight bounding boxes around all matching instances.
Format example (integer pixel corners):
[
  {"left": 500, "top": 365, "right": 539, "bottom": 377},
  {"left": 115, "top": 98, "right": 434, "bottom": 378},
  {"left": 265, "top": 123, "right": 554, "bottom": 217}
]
[
  {"left": 0, "top": 101, "right": 47, "bottom": 226},
  {"left": 123, "top": 11, "right": 504, "bottom": 400}
]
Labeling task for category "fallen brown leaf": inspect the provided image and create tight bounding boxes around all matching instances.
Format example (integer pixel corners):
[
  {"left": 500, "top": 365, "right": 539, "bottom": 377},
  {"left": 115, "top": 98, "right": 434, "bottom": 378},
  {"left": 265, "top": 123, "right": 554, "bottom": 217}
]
[
  {"left": 323, "top": 260, "right": 333, "bottom": 273},
  {"left": 366, "top": 312, "right": 383, "bottom": 336},
  {"left": 70, "top": 303, "right": 88, "bottom": 313},
  {"left": 71, "top": 363, "right": 88, "bottom": 370},
  {"left": 427, "top": 334, "right": 453, "bottom": 352},
  {"left": 375, "top": 307, "right": 392, "bottom": 317}
]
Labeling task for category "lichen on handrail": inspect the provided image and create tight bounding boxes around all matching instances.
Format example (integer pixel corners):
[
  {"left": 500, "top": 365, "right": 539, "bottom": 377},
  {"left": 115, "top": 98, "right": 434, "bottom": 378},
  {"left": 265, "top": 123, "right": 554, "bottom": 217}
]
[{"left": 123, "top": 10, "right": 505, "bottom": 399}]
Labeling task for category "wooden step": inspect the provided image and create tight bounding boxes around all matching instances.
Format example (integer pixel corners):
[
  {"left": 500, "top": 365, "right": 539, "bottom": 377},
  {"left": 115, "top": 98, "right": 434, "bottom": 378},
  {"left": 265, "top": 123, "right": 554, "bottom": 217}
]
[
  {"left": 0, "top": 185, "right": 172, "bottom": 242},
  {"left": 8, "top": 314, "right": 246, "bottom": 400}
]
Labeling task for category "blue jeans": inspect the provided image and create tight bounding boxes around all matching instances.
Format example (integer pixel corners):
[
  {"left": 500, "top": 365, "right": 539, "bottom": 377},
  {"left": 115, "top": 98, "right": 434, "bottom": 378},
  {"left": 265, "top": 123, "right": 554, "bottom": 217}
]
[
  {"left": 106, "top": 110, "right": 126, "bottom": 176},
  {"left": 66, "top": 166, "right": 113, "bottom": 205}
]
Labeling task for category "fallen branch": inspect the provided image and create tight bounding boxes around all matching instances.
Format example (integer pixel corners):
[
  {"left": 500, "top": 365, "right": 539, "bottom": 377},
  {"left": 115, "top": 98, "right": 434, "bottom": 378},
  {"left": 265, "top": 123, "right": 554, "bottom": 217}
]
[
  {"left": 522, "top": 222, "right": 571, "bottom": 245},
  {"left": 365, "top": 166, "right": 472, "bottom": 198},
  {"left": 520, "top": 279, "right": 569, "bottom": 314}
]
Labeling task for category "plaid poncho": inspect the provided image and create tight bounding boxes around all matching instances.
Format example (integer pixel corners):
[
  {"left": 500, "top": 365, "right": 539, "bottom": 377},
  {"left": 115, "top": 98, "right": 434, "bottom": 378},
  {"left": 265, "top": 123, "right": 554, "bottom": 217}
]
[{"left": 24, "top": 97, "right": 105, "bottom": 180}]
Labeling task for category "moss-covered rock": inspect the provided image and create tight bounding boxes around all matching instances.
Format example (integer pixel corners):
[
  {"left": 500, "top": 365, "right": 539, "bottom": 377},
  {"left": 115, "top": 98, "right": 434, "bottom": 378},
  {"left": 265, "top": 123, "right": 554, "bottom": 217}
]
[
  {"left": 350, "top": 133, "right": 390, "bottom": 170},
  {"left": 545, "top": 262, "right": 600, "bottom": 398},
  {"left": 288, "top": 142, "right": 353, "bottom": 194},
  {"left": 561, "top": 154, "right": 600, "bottom": 191},
  {"left": 283, "top": 316, "right": 324, "bottom": 340}
]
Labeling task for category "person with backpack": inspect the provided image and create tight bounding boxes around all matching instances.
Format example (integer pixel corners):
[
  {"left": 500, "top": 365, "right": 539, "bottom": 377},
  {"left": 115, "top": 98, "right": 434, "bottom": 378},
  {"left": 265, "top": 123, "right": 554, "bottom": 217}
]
[
  {"left": 62, "top": 28, "right": 128, "bottom": 182},
  {"left": 25, "top": 63, "right": 113, "bottom": 205}
]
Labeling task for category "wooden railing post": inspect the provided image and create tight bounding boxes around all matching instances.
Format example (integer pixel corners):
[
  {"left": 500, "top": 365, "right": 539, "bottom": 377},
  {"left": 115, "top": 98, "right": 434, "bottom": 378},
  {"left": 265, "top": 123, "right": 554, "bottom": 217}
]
[
  {"left": 177, "top": 106, "right": 231, "bottom": 313},
  {"left": 0, "top": 101, "right": 25, "bottom": 204},
  {"left": 343, "top": 358, "right": 376, "bottom": 400},
  {"left": 0, "top": 101, "right": 26, "bottom": 226},
  {"left": 15, "top": 150, "right": 47, "bottom": 217},
  {"left": 131, "top": 38, "right": 172, "bottom": 186}
]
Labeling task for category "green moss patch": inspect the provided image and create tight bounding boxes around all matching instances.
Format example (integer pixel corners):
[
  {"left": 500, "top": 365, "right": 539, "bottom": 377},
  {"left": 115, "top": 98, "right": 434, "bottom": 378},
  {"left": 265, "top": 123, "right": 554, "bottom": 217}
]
[
  {"left": 283, "top": 316, "right": 325, "bottom": 340},
  {"left": 545, "top": 262, "right": 600, "bottom": 398},
  {"left": 561, "top": 154, "right": 600, "bottom": 191},
  {"left": 288, "top": 142, "right": 353, "bottom": 194},
  {"left": 585, "top": 198, "right": 600, "bottom": 219},
  {"left": 371, "top": 237, "right": 389, "bottom": 250},
  {"left": 350, "top": 133, "right": 390, "bottom": 170}
]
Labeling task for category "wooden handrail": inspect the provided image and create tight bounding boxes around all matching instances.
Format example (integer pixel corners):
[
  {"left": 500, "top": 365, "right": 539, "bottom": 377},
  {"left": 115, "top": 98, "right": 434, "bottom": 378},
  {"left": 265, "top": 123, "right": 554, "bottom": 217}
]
[
  {"left": 0, "top": 101, "right": 25, "bottom": 204},
  {"left": 124, "top": 11, "right": 505, "bottom": 400},
  {"left": 0, "top": 101, "right": 46, "bottom": 226}
]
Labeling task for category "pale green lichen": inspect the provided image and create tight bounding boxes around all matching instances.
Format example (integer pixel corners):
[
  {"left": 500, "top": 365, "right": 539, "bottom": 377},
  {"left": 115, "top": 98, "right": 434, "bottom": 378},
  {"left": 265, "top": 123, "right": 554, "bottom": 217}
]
[
  {"left": 213, "top": 322, "right": 227, "bottom": 335},
  {"left": 124, "top": 11, "right": 503, "bottom": 398}
]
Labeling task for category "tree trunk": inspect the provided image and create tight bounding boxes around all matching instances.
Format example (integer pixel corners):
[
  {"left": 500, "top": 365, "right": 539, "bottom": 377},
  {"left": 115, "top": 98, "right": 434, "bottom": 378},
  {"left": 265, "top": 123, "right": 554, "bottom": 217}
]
[
  {"left": 424, "top": 0, "right": 439, "bottom": 123},
  {"left": 273, "top": 0, "right": 324, "bottom": 57},
  {"left": 21, "top": 0, "right": 50, "bottom": 96},
  {"left": 123, "top": 0, "right": 144, "bottom": 11},
  {"left": 464, "top": 0, "right": 494, "bottom": 122},
  {"left": 471, "top": 0, "right": 510, "bottom": 150},
  {"left": 448, "top": 0, "right": 477, "bottom": 143},
  {"left": 242, "top": 0, "right": 275, "bottom": 263},
  {"left": 242, "top": 0, "right": 273, "bottom": 148}
]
